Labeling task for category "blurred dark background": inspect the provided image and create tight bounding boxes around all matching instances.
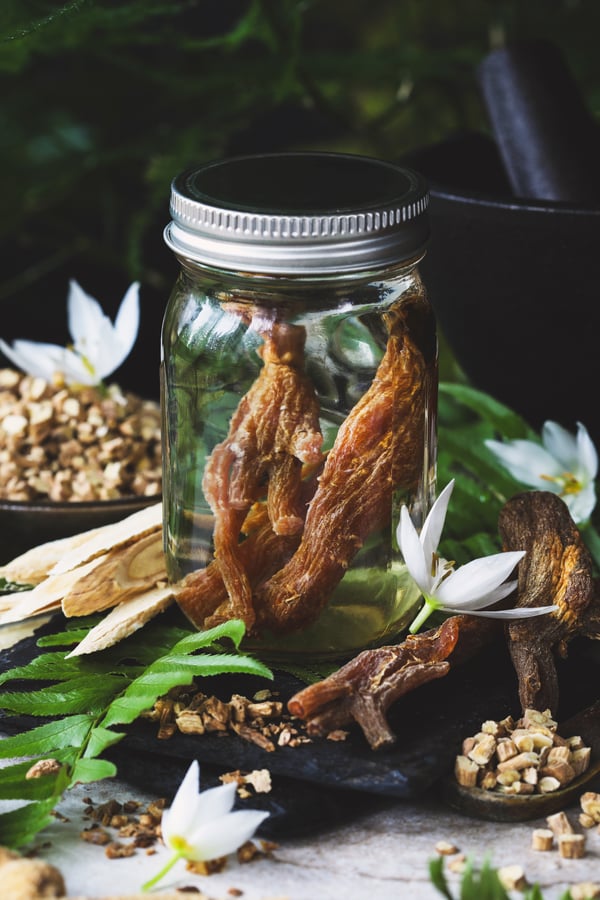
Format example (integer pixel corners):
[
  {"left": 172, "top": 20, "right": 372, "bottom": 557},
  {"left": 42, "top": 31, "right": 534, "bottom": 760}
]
[{"left": 1, "top": 0, "right": 600, "bottom": 401}]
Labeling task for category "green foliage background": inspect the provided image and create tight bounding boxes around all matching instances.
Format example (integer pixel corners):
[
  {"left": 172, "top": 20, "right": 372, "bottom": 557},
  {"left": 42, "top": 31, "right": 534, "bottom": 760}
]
[{"left": 1, "top": 0, "right": 600, "bottom": 396}]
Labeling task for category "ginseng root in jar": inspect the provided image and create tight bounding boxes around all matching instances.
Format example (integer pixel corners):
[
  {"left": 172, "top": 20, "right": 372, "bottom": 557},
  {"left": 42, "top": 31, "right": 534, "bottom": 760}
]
[{"left": 161, "top": 151, "right": 437, "bottom": 661}]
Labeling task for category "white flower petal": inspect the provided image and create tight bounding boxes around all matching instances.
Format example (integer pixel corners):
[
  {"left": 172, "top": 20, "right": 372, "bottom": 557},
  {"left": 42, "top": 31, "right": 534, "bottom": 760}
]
[
  {"left": 0, "top": 338, "right": 61, "bottom": 380},
  {"left": 162, "top": 760, "right": 202, "bottom": 843},
  {"left": 186, "top": 810, "right": 270, "bottom": 862},
  {"left": 436, "top": 551, "right": 524, "bottom": 607},
  {"left": 440, "top": 604, "right": 557, "bottom": 619},
  {"left": 192, "top": 781, "right": 237, "bottom": 826},
  {"left": 67, "top": 280, "right": 108, "bottom": 348},
  {"left": 67, "top": 279, "right": 140, "bottom": 380},
  {"left": 112, "top": 281, "right": 140, "bottom": 365},
  {"left": 420, "top": 479, "right": 454, "bottom": 563},
  {"left": 576, "top": 422, "right": 598, "bottom": 480},
  {"left": 541, "top": 421, "right": 578, "bottom": 469},
  {"left": 0, "top": 339, "right": 93, "bottom": 383},
  {"left": 441, "top": 578, "right": 518, "bottom": 610},
  {"left": 485, "top": 438, "right": 561, "bottom": 486},
  {"left": 398, "top": 506, "right": 431, "bottom": 593},
  {"left": 564, "top": 482, "right": 597, "bottom": 524}
]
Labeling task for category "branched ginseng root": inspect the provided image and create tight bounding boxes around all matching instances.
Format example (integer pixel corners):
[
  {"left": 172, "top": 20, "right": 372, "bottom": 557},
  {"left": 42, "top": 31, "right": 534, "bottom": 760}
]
[{"left": 194, "top": 319, "right": 323, "bottom": 630}]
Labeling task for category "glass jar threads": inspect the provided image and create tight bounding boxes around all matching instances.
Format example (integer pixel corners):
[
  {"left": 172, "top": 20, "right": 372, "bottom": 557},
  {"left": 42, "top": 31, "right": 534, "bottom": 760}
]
[{"left": 161, "top": 151, "right": 437, "bottom": 660}]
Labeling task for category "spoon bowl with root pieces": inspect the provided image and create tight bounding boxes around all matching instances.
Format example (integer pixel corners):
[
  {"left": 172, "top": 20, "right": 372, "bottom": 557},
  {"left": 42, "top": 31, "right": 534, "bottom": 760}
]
[{"left": 442, "top": 700, "right": 600, "bottom": 822}]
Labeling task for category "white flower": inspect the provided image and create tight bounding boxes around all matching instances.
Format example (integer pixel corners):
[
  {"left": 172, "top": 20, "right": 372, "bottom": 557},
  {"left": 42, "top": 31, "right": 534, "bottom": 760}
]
[
  {"left": 397, "top": 479, "right": 557, "bottom": 634},
  {"left": 485, "top": 421, "right": 598, "bottom": 525},
  {"left": 142, "top": 760, "right": 269, "bottom": 891},
  {"left": 0, "top": 279, "right": 140, "bottom": 386}
]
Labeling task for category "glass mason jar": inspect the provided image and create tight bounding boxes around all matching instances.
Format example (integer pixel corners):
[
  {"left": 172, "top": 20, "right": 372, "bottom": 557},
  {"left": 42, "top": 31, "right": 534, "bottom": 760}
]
[{"left": 161, "top": 151, "right": 437, "bottom": 661}]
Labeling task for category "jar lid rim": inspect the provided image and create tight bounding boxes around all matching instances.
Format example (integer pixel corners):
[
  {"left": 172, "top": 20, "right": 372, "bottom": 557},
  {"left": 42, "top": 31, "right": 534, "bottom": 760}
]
[{"left": 166, "top": 152, "right": 430, "bottom": 274}]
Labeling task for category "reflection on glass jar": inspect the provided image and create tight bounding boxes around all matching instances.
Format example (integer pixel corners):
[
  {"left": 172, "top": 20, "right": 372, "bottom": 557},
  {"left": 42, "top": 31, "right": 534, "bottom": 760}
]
[{"left": 161, "top": 152, "right": 437, "bottom": 661}]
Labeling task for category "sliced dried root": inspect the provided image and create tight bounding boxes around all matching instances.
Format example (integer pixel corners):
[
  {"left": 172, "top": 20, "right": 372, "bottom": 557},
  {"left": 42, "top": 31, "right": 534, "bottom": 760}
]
[
  {"left": 49, "top": 501, "right": 162, "bottom": 576},
  {"left": 0, "top": 502, "right": 169, "bottom": 656},
  {"left": 66, "top": 584, "right": 174, "bottom": 657},
  {"left": 0, "top": 555, "right": 108, "bottom": 625},
  {"left": 61, "top": 532, "right": 166, "bottom": 617},
  {"left": 0, "top": 524, "right": 110, "bottom": 586}
]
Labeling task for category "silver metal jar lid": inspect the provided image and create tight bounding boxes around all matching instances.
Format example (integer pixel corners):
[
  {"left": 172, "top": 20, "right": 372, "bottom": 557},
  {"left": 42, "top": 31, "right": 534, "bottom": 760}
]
[{"left": 164, "top": 152, "right": 430, "bottom": 275}]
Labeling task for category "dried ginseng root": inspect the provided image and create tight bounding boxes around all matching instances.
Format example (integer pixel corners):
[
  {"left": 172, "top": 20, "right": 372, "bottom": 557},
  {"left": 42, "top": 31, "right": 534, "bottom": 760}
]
[
  {"left": 175, "top": 507, "right": 303, "bottom": 630},
  {"left": 288, "top": 615, "right": 499, "bottom": 749},
  {"left": 254, "top": 300, "right": 428, "bottom": 634},
  {"left": 201, "top": 320, "right": 323, "bottom": 629},
  {"left": 498, "top": 491, "right": 598, "bottom": 715}
]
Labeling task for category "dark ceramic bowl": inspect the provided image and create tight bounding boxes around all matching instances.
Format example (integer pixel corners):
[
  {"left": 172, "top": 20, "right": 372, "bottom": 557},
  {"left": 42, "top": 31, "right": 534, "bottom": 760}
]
[
  {"left": 0, "top": 494, "right": 161, "bottom": 566},
  {"left": 404, "top": 133, "right": 600, "bottom": 448}
]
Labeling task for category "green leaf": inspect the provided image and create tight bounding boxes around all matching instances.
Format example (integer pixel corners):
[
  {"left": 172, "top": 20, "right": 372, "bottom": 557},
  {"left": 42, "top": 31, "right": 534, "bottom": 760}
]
[
  {"left": 581, "top": 523, "right": 600, "bottom": 571},
  {"left": 439, "top": 382, "right": 534, "bottom": 440},
  {"left": 0, "top": 674, "right": 128, "bottom": 715},
  {"left": 83, "top": 726, "right": 126, "bottom": 759},
  {"left": 0, "top": 649, "right": 144, "bottom": 687},
  {"left": 37, "top": 627, "right": 99, "bottom": 647},
  {"left": 168, "top": 619, "right": 247, "bottom": 653},
  {"left": 0, "top": 650, "right": 82, "bottom": 685},
  {"left": 428, "top": 856, "right": 453, "bottom": 899},
  {"left": 0, "top": 715, "right": 94, "bottom": 759},
  {"left": 102, "top": 652, "right": 272, "bottom": 728},
  {"left": 275, "top": 662, "right": 339, "bottom": 684},
  {"left": 526, "top": 887, "right": 549, "bottom": 900},
  {"left": 71, "top": 757, "right": 117, "bottom": 784},
  {"left": 0, "top": 577, "right": 32, "bottom": 593},
  {"left": 0, "top": 799, "right": 57, "bottom": 848},
  {"left": 0, "top": 614, "right": 272, "bottom": 849},
  {"left": 0, "top": 759, "right": 64, "bottom": 801}
]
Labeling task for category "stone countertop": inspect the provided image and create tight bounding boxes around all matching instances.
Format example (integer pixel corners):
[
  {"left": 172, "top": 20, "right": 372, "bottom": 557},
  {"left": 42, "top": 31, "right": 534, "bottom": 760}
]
[{"left": 18, "top": 774, "right": 600, "bottom": 900}]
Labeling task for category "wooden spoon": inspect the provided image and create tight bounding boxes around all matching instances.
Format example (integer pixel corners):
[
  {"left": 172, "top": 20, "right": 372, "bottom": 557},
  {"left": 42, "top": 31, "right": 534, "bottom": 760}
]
[{"left": 442, "top": 700, "right": 600, "bottom": 822}]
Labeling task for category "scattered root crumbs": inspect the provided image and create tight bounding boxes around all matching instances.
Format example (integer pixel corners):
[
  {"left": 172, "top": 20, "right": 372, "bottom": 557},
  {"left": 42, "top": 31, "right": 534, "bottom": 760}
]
[
  {"left": 436, "top": 777, "right": 600, "bottom": 896},
  {"left": 141, "top": 685, "right": 343, "bottom": 751},
  {"left": 9, "top": 789, "right": 280, "bottom": 898},
  {"left": 78, "top": 791, "right": 276, "bottom": 869}
]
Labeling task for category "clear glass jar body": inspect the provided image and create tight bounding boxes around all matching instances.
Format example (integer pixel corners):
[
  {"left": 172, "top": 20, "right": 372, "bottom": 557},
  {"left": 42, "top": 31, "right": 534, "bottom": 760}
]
[{"left": 161, "top": 256, "right": 437, "bottom": 661}]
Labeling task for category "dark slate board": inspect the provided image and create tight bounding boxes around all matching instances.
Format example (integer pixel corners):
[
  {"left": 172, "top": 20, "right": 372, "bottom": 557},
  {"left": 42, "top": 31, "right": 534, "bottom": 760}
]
[{"left": 1, "top": 620, "right": 599, "bottom": 837}]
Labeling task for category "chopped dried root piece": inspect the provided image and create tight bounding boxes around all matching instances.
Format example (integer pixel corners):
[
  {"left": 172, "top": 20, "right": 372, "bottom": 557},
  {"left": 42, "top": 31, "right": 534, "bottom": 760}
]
[
  {"left": 558, "top": 833, "right": 586, "bottom": 858},
  {"left": 287, "top": 615, "right": 498, "bottom": 749},
  {"left": 454, "top": 756, "right": 479, "bottom": 787},
  {"left": 434, "top": 840, "right": 459, "bottom": 856},
  {"left": 49, "top": 501, "right": 163, "bottom": 576},
  {"left": 580, "top": 791, "right": 600, "bottom": 823},
  {"left": 498, "top": 865, "right": 527, "bottom": 892},
  {"left": 0, "top": 856, "right": 66, "bottom": 897},
  {"left": 498, "top": 491, "right": 597, "bottom": 715},
  {"left": 25, "top": 758, "right": 62, "bottom": 779},
  {"left": 546, "top": 811, "right": 575, "bottom": 836},
  {"left": 531, "top": 828, "right": 554, "bottom": 851},
  {"left": 570, "top": 883, "right": 600, "bottom": 899},
  {"left": 66, "top": 585, "right": 174, "bottom": 657},
  {"left": 62, "top": 532, "right": 166, "bottom": 617}
]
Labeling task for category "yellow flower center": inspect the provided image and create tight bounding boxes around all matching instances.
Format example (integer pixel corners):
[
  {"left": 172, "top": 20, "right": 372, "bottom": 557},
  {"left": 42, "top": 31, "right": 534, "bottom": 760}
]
[
  {"left": 170, "top": 835, "right": 192, "bottom": 854},
  {"left": 540, "top": 471, "right": 582, "bottom": 497}
]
